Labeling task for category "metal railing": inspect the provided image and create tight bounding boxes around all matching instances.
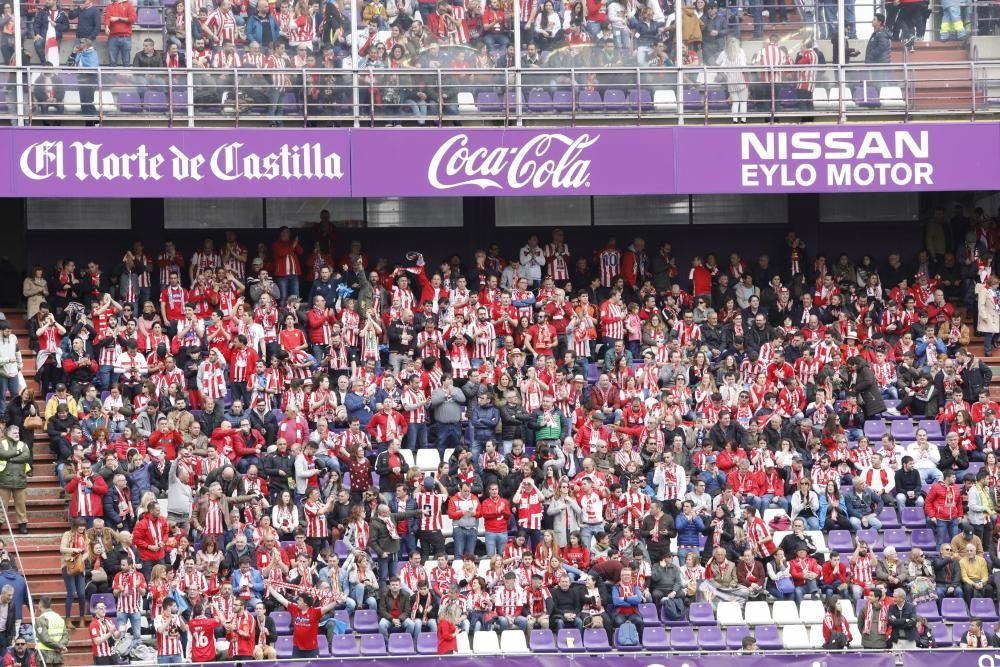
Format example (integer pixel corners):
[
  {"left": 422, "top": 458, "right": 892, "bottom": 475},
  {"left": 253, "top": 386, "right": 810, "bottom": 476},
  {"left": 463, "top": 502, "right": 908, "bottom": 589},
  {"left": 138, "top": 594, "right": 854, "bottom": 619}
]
[{"left": 1, "top": 60, "right": 999, "bottom": 125}]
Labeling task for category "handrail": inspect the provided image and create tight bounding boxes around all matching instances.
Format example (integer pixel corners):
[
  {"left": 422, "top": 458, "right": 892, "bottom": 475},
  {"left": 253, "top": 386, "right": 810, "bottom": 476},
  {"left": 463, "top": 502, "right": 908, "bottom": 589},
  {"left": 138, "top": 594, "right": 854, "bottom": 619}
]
[
  {"left": 0, "top": 497, "right": 37, "bottom": 636},
  {"left": 5, "top": 61, "right": 1000, "bottom": 126}
]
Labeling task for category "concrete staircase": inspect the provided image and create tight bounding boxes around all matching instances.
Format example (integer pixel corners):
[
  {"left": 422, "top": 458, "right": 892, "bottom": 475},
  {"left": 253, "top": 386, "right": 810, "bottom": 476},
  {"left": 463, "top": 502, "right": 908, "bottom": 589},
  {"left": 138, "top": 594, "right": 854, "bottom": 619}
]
[
  {"left": 5, "top": 311, "right": 94, "bottom": 666},
  {"left": 891, "top": 40, "right": 978, "bottom": 113}
]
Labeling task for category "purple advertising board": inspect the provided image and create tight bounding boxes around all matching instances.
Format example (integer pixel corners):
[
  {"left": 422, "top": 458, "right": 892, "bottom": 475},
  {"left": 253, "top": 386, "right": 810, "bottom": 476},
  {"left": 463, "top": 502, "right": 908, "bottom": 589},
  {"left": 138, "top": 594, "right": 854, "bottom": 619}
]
[
  {"left": 251, "top": 653, "right": 894, "bottom": 667},
  {"left": 0, "top": 128, "right": 351, "bottom": 198},
  {"left": 902, "top": 650, "right": 993, "bottom": 667},
  {"left": 349, "top": 127, "right": 675, "bottom": 197},
  {"left": 672, "top": 123, "right": 1000, "bottom": 194},
  {"left": 0, "top": 123, "right": 999, "bottom": 197}
]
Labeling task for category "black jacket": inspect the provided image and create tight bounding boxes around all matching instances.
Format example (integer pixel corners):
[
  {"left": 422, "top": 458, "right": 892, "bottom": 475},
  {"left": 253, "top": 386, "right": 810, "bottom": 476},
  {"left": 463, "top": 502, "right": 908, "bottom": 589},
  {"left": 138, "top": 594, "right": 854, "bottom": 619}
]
[{"left": 887, "top": 601, "right": 917, "bottom": 642}]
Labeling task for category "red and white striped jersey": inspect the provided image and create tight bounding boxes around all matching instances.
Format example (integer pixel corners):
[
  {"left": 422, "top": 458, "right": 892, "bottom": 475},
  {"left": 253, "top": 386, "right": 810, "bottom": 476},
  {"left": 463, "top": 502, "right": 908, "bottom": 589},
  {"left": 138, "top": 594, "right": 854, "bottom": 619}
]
[
  {"left": 544, "top": 243, "right": 570, "bottom": 281},
  {"left": 413, "top": 491, "right": 445, "bottom": 531},
  {"left": 265, "top": 53, "right": 290, "bottom": 89},
  {"left": 242, "top": 52, "right": 264, "bottom": 68},
  {"left": 113, "top": 570, "right": 146, "bottom": 614},
  {"left": 155, "top": 615, "right": 184, "bottom": 657},
  {"left": 303, "top": 500, "right": 328, "bottom": 539},
  {"left": 158, "top": 252, "right": 184, "bottom": 287},
  {"left": 254, "top": 307, "right": 279, "bottom": 343},
  {"left": 515, "top": 489, "right": 543, "bottom": 530},
  {"left": 199, "top": 361, "right": 228, "bottom": 400},
  {"left": 206, "top": 8, "right": 237, "bottom": 43},
  {"left": 90, "top": 618, "right": 116, "bottom": 657},
  {"left": 599, "top": 301, "right": 625, "bottom": 340},
  {"left": 203, "top": 498, "right": 225, "bottom": 535},
  {"left": 340, "top": 309, "right": 360, "bottom": 348},
  {"left": 211, "top": 49, "right": 240, "bottom": 68},
  {"left": 468, "top": 320, "right": 496, "bottom": 359},
  {"left": 401, "top": 387, "right": 427, "bottom": 423},
  {"left": 597, "top": 248, "right": 621, "bottom": 288},
  {"left": 337, "top": 428, "right": 371, "bottom": 453},
  {"left": 851, "top": 554, "right": 874, "bottom": 589},
  {"left": 578, "top": 492, "right": 603, "bottom": 524},
  {"left": 493, "top": 587, "right": 525, "bottom": 617},
  {"left": 417, "top": 330, "right": 444, "bottom": 360},
  {"left": 191, "top": 251, "right": 220, "bottom": 279}
]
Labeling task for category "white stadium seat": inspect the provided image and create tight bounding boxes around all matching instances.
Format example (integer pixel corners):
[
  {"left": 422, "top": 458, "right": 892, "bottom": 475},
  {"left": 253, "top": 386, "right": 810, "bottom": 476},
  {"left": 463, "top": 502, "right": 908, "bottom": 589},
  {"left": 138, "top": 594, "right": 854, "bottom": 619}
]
[{"left": 772, "top": 600, "right": 800, "bottom": 626}]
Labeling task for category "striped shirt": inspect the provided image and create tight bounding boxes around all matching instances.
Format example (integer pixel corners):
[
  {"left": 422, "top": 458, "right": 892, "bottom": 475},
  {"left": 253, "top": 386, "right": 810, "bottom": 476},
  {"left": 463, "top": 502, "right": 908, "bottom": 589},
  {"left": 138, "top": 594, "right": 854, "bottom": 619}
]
[
  {"left": 413, "top": 492, "right": 445, "bottom": 531},
  {"left": 114, "top": 570, "right": 146, "bottom": 614}
]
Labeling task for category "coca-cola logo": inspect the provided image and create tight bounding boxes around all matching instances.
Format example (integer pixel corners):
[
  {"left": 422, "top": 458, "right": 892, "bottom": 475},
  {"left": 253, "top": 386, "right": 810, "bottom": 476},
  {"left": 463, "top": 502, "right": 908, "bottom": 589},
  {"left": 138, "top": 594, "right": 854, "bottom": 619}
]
[{"left": 427, "top": 133, "right": 598, "bottom": 191}]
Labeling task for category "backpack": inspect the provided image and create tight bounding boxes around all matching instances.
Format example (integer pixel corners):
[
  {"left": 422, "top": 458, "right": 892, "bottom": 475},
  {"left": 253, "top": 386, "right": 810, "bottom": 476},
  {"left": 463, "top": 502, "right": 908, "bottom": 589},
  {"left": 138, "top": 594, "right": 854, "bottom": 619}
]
[
  {"left": 617, "top": 621, "right": 640, "bottom": 647},
  {"left": 129, "top": 644, "right": 158, "bottom": 662}
]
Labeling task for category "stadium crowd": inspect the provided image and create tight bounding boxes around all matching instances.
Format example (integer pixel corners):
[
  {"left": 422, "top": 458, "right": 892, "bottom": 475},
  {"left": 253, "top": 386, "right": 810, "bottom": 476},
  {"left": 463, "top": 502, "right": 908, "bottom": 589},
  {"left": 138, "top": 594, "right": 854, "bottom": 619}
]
[{"left": 7, "top": 208, "right": 1000, "bottom": 661}]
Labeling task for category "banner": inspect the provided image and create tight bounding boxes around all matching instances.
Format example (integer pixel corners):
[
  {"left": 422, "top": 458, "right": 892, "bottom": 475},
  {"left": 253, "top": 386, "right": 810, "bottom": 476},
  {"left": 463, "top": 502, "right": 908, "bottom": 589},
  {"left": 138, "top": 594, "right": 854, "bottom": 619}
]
[
  {"left": 3, "top": 128, "right": 351, "bottom": 198},
  {"left": 903, "top": 650, "right": 1000, "bottom": 667},
  {"left": 673, "top": 124, "right": 1000, "bottom": 194},
  {"left": 349, "top": 127, "right": 674, "bottom": 197},
  {"left": 1, "top": 123, "right": 999, "bottom": 197},
  {"left": 252, "top": 653, "right": 893, "bottom": 667}
]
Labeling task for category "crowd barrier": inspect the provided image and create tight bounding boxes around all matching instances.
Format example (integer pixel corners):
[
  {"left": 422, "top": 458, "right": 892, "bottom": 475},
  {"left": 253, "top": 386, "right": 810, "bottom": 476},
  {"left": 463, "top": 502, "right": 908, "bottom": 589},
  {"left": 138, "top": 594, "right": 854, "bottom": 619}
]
[{"left": 1, "top": 61, "right": 999, "bottom": 126}]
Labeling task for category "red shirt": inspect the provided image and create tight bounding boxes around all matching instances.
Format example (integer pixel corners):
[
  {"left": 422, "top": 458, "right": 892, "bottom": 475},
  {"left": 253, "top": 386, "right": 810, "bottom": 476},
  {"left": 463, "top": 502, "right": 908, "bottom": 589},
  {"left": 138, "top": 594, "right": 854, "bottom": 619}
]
[
  {"left": 189, "top": 617, "right": 221, "bottom": 663},
  {"left": 290, "top": 606, "right": 322, "bottom": 651}
]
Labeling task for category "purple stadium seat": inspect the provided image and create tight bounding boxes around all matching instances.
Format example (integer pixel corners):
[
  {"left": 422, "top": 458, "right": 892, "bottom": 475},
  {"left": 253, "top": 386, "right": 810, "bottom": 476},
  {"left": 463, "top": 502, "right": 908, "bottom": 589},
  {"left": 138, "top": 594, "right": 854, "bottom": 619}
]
[
  {"left": 331, "top": 635, "right": 358, "bottom": 657},
  {"left": 856, "top": 528, "right": 882, "bottom": 551},
  {"left": 626, "top": 88, "right": 653, "bottom": 111},
  {"left": 557, "top": 629, "right": 584, "bottom": 652},
  {"left": 941, "top": 597, "right": 969, "bottom": 621},
  {"left": 603, "top": 89, "right": 627, "bottom": 110},
  {"left": 683, "top": 87, "right": 703, "bottom": 112},
  {"left": 971, "top": 598, "right": 999, "bottom": 621},
  {"left": 863, "top": 420, "right": 886, "bottom": 439},
  {"left": 891, "top": 420, "right": 917, "bottom": 440},
  {"left": 578, "top": 90, "right": 602, "bottom": 112},
  {"left": 527, "top": 90, "right": 552, "bottom": 112},
  {"left": 726, "top": 625, "right": 750, "bottom": 649},
  {"left": 699, "top": 626, "right": 726, "bottom": 650},
  {"left": 911, "top": 528, "right": 937, "bottom": 552},
  {"left": 883, "top": 529, "right": 910, "bottom": 551},
  {"left": 360, "top": 634, "right": 387, "bottom": 656},
  {"left": 639, "top": 603, "right": 662, "bottom": 626},
  {"left": 614, "top": 626, "right": 643, "bottom": 651},
  {"left": 878, "top": 507, "right": 900, "bottom": 529},
  {"left": 827, "top": 530, "right": 855, "bottom": 553},
  {"left": 901, "top": 506, "right": 927, "bottom": 528},
  {"left": 552, "top": 90, "right": 573, "bottom": 112},
  {"left": 930, "top": 622, "right": 952, "bottom": 647},
  {"left": 89, "top": 593, "right": 116, "bottom": 615},
  {"left": 275, "top": 636, "right": 293, "bottom": 659},
  {"left": 530, "top": 629, "right": 557, "bottom": 652},
  {"left": 706, "top": 87, "right": 728, "bottom": 110},
  {"left": 689, "top": 602, "right": 716, "bottom": 626},
  {"left": 416, "top": 632, "right": 438, "bottom": 655},
  {"left": 919, "top": 419, "right": 943, "bottom": 438},
  {"left": 670, "top": 627, "right": 698, "bottom": 650},
  {"left": 353, "top": 609, "right": 379, "bottom": 633},
  {"left": 137, "top": 7, "right": 163, "bottom": 26},
  {"left": 475, "top": 91, "right": 500, "bottom": 112},
  {"left": 777, "top": 85, "right": 798, "bottom": 108},
  {"left": 641, "top": 626, "right": 669, "bottom": 650},
  {"left": 916, "top": 600, "right": 941, "bottom": 622},
  {"left": 143, "top": 91, "right": 168, "bottom": 112},
  {"left": 967, "top": 462, "right": 984, "bottom": 479},
  {"left": 170, "top": 90, "right": 188, "bottom": 112},
  {"left": 388, "top": 633, "right": 415, "bottom": 655},
  {"left": 117, "top": 91, "right": 142, "bottom": 113},
  {"left": 583, "top": 628, "right": 611, "bottom": 652},
  {"left": 754, "top": 625, "right": 783, "bottom": 650},
  {"left": 318, "top": 635, "right": 330, "bottom": 657},
  {"left": 270, "top": 610, "right": 291, "bottom": 634},
  {"left": 334, "top": 540, "right": 351, "bottom": 560},
  {"left": 334, "top": 610, "right": 351, "bottom": 629}
]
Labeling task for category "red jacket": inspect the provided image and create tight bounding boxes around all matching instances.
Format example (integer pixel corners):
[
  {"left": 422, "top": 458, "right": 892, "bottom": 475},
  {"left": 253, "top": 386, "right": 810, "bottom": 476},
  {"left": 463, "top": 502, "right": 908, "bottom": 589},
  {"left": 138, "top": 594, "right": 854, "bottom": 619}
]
[
  {"left": 926, "top": 481, "right": 964, "bottom": 521},
  {"left": 447, "top": 493, "right": 480, "bottom": 522},
  {"left": 148, "top": 429, "right": 183, "bottom": 461},
  {"left": 306, "top": 308, "right": 337, "bottom": 345},
  {"left": 726, "top": 469, "right": 763, "bottom": 496},
  {"left": 64, "top": 474, "right": 108, "bottom": 518},
  {"left": 133, "top": 514, "right": 168, "bottom": 561},
  {"left": 367, "top": 411, "right": 408, "bottom": 443},
  {"left": 476, "top": 496, "right": 511, "bottom": 533},
  {"left": 790, "top": 556, "right": 821, "bottom": 586},
  {"left": 104, "top": 0, "right": 136, "bottom": 37}
]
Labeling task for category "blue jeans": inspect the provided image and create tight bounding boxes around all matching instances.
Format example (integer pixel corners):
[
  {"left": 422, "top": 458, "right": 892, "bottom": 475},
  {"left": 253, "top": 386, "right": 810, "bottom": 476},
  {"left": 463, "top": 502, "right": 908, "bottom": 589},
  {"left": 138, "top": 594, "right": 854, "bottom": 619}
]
[
  {"left": 97, "top": 365, "right": 116, "bottom": 391},
  {"left": 107, "top": 35, "right": 132, "bottom": 66},
  {"left": 761, "top": 494, "right": 791, "bottom": 513},
  {"left": 747, "top": 0, "right": 763, "bottom": 36},
  {"left": 932, "top": 517, "right": 960, "bottom": 545},
  {"left": 919, "top": 467, "right": 944, "bottom": 485},
  {"left": 379, "top": 617, "right": 415, "bottom": 639},
  {"left": 800, "top": 515, "right": 821, "bottom": 531},
  {"left": 580, "top": 523, "right": 603, "bottom": 548},
  {"left": 404, "top": 423, "right": 428, "bottom": 451},
  {"left": 482, "top": 32, "right": 509, "bottom": 50},
  {"left": 157, "top": 656, "right": 183, "bottom": 664},
  {"left": 494, "top": 616, "right": 527, "bottom": 631},
  {"left": 896, "top": 492, "right": 926, "bottom": 515},
  {"left": 276, "top": 275, "right": 300, "bottom": 304},
  {"left": 794, "top": 579, "right": 819, "bottom": 604},
  {"left": 0, "top": 375, "right": 19, "bottom": 416},
  {"left": 985, "top": 332, "right": 996, "bottom": 356},
  {"left": 411, "top": 618, "right": 436, "bottom": 638},
  {"left": 117, "top": 611, "right": 142, "bottom": 640},
  {"left": 848, "top": 516, "right": 883, "bottom": 531},
  {"left": 453, "top": 525, "right": 478, "bottom": 558},
  {"left": 435, "top": 423, "right": 462, "bottom": 457},
  {"left": 485, "top": 531, "right": 508, "bottom": 557},
  {"left": 62, "top": 568, "right": 86, "bottom": 618}
]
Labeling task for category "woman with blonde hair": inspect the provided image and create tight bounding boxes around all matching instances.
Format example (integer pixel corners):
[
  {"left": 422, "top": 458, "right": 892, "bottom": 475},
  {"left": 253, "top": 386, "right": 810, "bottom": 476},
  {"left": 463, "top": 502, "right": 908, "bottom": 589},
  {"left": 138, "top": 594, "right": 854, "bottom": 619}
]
[{"left": 437, "top": 602, "right": 462, "bottom": 654}]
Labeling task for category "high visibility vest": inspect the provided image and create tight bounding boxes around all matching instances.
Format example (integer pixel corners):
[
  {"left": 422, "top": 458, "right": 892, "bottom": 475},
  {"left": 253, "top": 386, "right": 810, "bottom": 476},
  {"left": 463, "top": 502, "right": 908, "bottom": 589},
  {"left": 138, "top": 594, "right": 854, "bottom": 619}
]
[{"left": 36, "top": 611, "right": 65, "bottom": 652}]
